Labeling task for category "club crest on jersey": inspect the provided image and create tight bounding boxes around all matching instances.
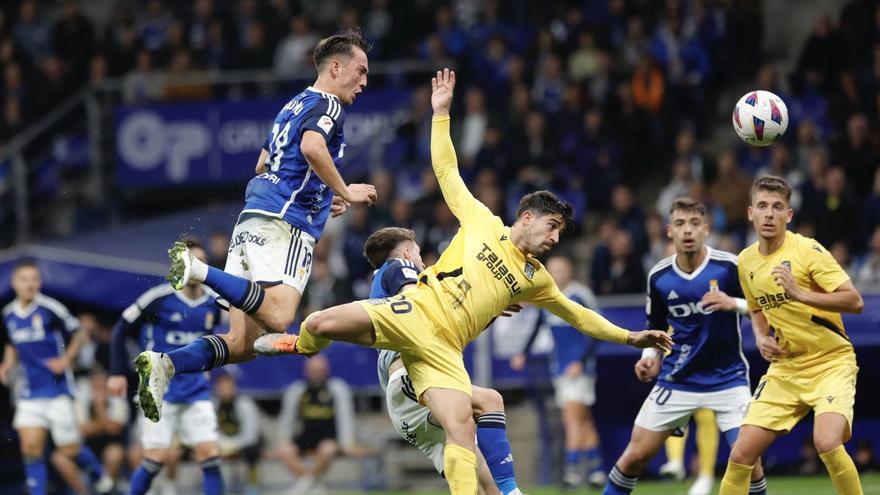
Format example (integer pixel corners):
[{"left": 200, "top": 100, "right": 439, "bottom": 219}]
[
  {"left": 204, "top": 312, "right": 214, "bottom": 329},
  {"left": 781, "top": 261, "right": 792, "bottom": 271},
  {"left": 317, "top": 115, "right": 334, "bottom": 135},
  {"left": 524, "top": 262, "right": 535, "bottom": 280}
]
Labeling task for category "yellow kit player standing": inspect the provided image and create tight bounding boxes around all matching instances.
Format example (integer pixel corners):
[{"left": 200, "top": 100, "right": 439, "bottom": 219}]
[
  {"left": 719, "top": 176, "right": 864, "bottom": 495},
  {"left": 254, "top": 68, "right": 673, "bottom": 495}
]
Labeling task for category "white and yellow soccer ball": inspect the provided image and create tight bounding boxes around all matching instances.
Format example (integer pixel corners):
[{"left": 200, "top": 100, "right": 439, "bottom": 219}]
[{"left": 732, "top": 90, "right": 788, "bottom": 146}]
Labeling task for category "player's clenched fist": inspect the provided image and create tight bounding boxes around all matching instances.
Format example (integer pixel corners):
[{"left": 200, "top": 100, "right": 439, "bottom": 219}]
[
  {"left": 431, "top": 68, "right": 456, "bottom": 115},
  {"left": 345, "top": 183, "right": 377, "bottom": 206},
  {"left": 627, "top": 330, "right": 673, "bottom": 354},
  {"left": 634, "top": 357, "right": 661, "bottom": 383}
]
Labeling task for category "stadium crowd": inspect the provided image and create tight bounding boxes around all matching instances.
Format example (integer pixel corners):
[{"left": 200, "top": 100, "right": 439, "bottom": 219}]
[{"left": 3, "top": 0, "right": 880, "bottom": 295}]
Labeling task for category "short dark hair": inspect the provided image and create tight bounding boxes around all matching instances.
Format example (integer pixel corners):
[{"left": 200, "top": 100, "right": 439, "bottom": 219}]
[
  {"left": 515, "top": 191, "right": 575, "bottom": 231},
  {"left": 363, "top": 227, "right": 417, "bottom": 269},
  {"left": 13, "top": 258, "right": 39, "bottom": 273},
  {"left": 669, "top": 197, "right": 707, "bottom": 217},
  {"left": 313, "top": 28, "right": 372, "bottom": 71},
  {"left": 751, "top": 175, "right": 792, "bottom": 203}
]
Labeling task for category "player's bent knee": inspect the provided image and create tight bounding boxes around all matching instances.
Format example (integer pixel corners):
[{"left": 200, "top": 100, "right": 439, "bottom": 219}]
[
  {"left": 729, "top": 441, "right": 759, "bottom": 466},
  {"left": 813, "top": 435, "right": 843, "bottom": 454},
  {"left": 472, "top": 387, "right": 504, "bottom": 415}
]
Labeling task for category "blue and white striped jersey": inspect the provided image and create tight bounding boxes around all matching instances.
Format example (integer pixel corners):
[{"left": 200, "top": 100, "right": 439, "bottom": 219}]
[
  {"left": 241, "top": 86, "right": 347, "bottom": 240},
  {"left": 3, "top": 294, "right": 78, "bottom": 399},
  {"left": 371, "top": 258, "right": 420, "bottom": 390},
  {"left": 113, "top": 284, "right": 221, "bottom": 403},
  {"left": 646, "top": 247, "right": 749, "bottom": 392}
]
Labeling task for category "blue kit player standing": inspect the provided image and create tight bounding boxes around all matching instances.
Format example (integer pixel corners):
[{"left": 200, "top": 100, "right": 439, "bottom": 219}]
[
  {"left": 134, "top": 29, "right": 377, "bottom": 423},
  {"left": 603, "top": 198, "right": 767, "bottom": 495},
  {"left": 511, "top": 254, "right": 606, "bottom": 489},
  {"left": 0, "top": 259, "right": 111, "bottom": 495},
  {"left": 107, "top": 242, "right": 224, "bottom": 495},
  {"left": 366, "top": 227, "right": 526, "bottom": 495}
]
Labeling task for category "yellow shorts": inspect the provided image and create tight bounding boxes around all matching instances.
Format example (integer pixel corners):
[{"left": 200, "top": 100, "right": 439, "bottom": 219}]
[
  {"left": 358, "top": 294, "right": 472, "bottom": 401},
  {"left": 743, "top": 361, "right": 858, "bottom": 438}
]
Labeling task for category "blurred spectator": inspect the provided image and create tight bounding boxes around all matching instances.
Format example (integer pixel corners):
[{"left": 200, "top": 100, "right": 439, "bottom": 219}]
[
  {"left": 302, "top": 256, "right": 352, "bottom": 316},
  {"left": 214, "top": 373, "right": 262, "bottom": 495},
  {"left": 708, "top": 149, "right": 751, "bottom": 233},
  {"left": 122, "top": 49, "right": 161, "bottom": 103},
  {"left": 611, "top": 184, "right": 646, "bottom": 253},
  {"left": 235, "top": 22, "right": 273, "bottom": 69},
  {"left": 208, "top": 229, "right": 231, "bottom": 268},
  {"left": 274, "top": 16, "right": 319, "bottom": 77},
  {"left": 13, "top": 0, "right": 51, "bottom": 62},
  {"left": 51, "top": 0, "right": 94, "bottom": 82},
  {"left": 756, "top": 144, "right": 803, "bottom": 209},
  {"left": 458, "top": 87, "right": 489, "bottom": 166},
  {"left": 805, "top": 167, "right": 860, "bottom": 250},
  {"left": 275, "top": 355, "right": 357, "bottom": 495},
  {"left": 833, "top": 113, "right": 879, "bottom": 198},
  {"left": 593, "top": 227, "right": 645, "bottom": 295},
  {"left": 656, "top": 158, "right": 694, "bottom": 217},
  {"left": 341, "top": 204, "right": 375, "bottom": 298},
  {"left": 138, "top": 0, "right": 173, "bottom": 53},
  {"left": 854, "top": 439, "right": 878, "bottom": 473},
  {"left": 568, "top": 30, "right": 602, "bottom": 82},
  {"left": 631, "top": 54, "right": 664, "bottom": 114},
  {"left": 642, "top": 212, "right": 668, "bottom": 274},
  {"left": 76, "top": 371, "right": 129, "bottom": 490},
  {"left": 851, "top": 226, "right": 880, "bottom": 289}
]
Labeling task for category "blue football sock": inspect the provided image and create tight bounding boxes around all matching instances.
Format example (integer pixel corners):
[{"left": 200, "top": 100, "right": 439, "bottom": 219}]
[
  {"left": 566, "top": 450, "right": 580, "bottom": 466},
  {"left": 584, "top": 446, "right": 604, "bottom": 473},
  {"left": 205, "top": 266, "right": 265, "bottom": 314},
  {"left": 75, "top": 445, "right": 104, "bottom": 481},
  {"left": 476, "top": 412, "right": 519, "bottom": 495},
  {"left": 201, "top": 457, "right": 224, "bottom": 495},
  {"left": 168, "top": 334, "right": 229, "bottom": 373},
  {"left": 750, "top": 475, "right": 768, "bottom": 494},
  {"left": 25, "top": 459, "right": 48, "bottom": 495},
  {"left": 603, "top": 465, "right": 638, "bottom": 494},
  {"left": 130, "top": 459, "right": 163, "bottom": 495}
]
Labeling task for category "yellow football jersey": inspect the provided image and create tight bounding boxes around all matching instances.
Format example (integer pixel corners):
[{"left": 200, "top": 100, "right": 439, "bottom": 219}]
[
  {"left": 417, "top": 116, "right": 630, "bottom": 350},
  {"left": 738, "top": 231, "right": 855, "bottom": 372}
]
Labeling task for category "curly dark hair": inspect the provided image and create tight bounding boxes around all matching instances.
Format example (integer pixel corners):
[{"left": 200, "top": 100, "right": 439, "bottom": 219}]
[
  {"left": 313, "top": 27, "right": 372, "bottom": 71},
  {"left": 363, "top": 227, "right": 417, "bottom": 269},
  {"left": 515, "top": 190, "right": 575, "bottom": 231}
]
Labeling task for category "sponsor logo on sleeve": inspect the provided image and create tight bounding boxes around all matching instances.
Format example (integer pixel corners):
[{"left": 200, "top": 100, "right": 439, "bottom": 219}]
[{"left": 317, "top": 115, "right": 334, "bottom": 135}]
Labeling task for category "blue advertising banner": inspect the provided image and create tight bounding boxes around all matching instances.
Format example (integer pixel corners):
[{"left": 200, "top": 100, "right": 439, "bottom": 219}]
[{"left": 114, "top": 90, "right": 412, "bottom": 187}]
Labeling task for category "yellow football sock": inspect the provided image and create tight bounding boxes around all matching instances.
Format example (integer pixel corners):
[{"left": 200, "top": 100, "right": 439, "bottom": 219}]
[
  {"left": 719, "top": 460, "right": 753, "bottom": 495},
  {"left": 695, "top": 409, "right": 720, "bottom": 476},
  {"left": 665, "top": 433, "right": 686, "bottom": 465},
  {"left": 295, "top": 317, "right": 330, "bottom": 354},
  {"left": 443, "top": 444, "right": 478, "bottom": 495},
  {"left": 819, "top": 445, "right": 863, "bottom": 495}
]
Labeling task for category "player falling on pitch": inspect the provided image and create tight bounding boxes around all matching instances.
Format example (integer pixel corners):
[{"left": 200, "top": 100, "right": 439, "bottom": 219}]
[
  {"left": 247, "top": 68, "right": 673, "bottom": 495},
  {"left": 133, "top": 29, "right": 376, "bottom": 423},
  {"left": 719, "top": 176, "right": 864, "bottom": 495}
]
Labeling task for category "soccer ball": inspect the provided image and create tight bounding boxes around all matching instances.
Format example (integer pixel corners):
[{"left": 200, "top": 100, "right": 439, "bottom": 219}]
[{"left": 732, "top": 90, "right": 788, "bottom": 146}]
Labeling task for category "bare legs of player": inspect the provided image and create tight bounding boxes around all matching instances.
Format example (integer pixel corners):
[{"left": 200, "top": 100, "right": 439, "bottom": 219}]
[{"left": 222, "top": 284, "right": 302, "bottom": 364}]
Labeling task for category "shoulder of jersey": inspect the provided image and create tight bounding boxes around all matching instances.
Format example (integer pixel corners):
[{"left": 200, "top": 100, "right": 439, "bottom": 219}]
[
  {"left": 134, "top": 284, "right": 176, "bottom": 308},
  {"left": 648, "top": 255, "right": 675, "bottom": 280},
  {"left": 739, "top": 240, "right": 760, "bottom": 259},
  {"left": 388, "top": 258, "right": 418, "bottom": 270},
  {"left": 708, "top": 247, "right": 739, "bottom": 266},
  {"left": 315, "top": 92, "right": 343, "bottom": 121},
  {"left": 35, "top": 294, "right": 73, "bottom": 319},
  {"left": 2, "top": 300, "right": 15, "bottom": 317}
]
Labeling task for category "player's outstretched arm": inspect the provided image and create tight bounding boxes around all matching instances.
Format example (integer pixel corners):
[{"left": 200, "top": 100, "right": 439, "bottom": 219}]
[
  {"left": 300, "top": 130, "right": 377, "bottom": 205},
  {"left": 255, "top": 148, "right": 269, "bottom": 175},
  {"left": 534, "top": 286, "right": 672, "bottom": 352},
  {"left": 430, "top": 68, "right": 493, "bottom": 223}
]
